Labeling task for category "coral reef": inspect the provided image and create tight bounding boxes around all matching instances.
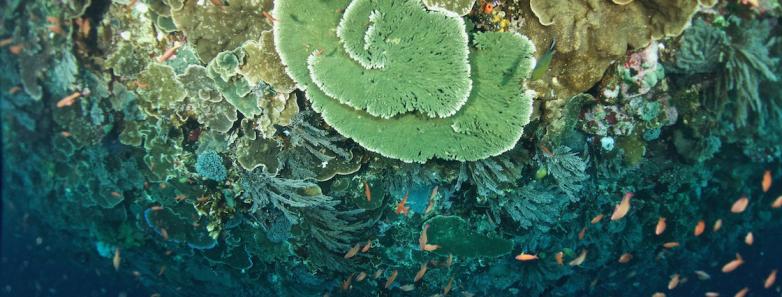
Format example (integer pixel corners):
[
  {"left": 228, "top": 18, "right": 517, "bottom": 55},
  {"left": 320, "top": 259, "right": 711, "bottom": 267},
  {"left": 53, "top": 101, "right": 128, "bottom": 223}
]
[
  {"left": 2, "top": 1, "right": 782, "bottom": 297},
  {"left": 512, "top": 0, "right": 704, "bottom": 99}
]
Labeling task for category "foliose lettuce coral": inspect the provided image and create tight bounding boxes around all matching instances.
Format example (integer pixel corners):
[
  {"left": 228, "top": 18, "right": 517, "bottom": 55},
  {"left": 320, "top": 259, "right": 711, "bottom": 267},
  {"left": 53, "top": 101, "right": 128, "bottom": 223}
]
[
  {"left": 273, "top": 0, "right": 536, "bottom": 162},
  {"left": 170, "top": 0, "right": 271, "bottom": 61}
]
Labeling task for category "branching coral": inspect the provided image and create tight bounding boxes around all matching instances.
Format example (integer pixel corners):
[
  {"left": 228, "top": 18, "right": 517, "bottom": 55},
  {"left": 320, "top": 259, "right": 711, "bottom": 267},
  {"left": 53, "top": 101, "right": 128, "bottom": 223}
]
[
  {"left": 240, "top": 169, "right": 376, "bottom": 272},
  {"left": 283, "top": 111, "right": 351, "bottom": 164},
  {"left": 273, "top": 0, "right": 536, "bottom": 162},
  {"left": 713, "top": 17, "right": 780, "bottom": 127},
  {"left": 668, "top": 17, "right": 780, "bottom": 127},
  {"left": 490, "top": 181, "right": 575, "bottom": 233},
  {"left": 270, "top": 111, "right": 361, "bottom": 180},
  {"left": 241, "top": 169, "right": 339, "bottom": 224},
  {"left": 540, "top": 146, "right": 589, "bottom": 200},
  {"left": 468, "top": 152, "right": 526, "bottom": 197}
]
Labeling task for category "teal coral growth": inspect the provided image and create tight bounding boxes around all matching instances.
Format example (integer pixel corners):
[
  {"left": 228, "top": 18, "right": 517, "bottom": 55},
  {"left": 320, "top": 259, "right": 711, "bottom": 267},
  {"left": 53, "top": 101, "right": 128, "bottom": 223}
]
[
  {"left": 195, "top": 150, "right": 227, "bottom": 182},
  {"left": 2, "top": 0, "right": 782, "bottom": 297},
  {"left": 426, "top": 215, "right": 514, "bottom": 257}
]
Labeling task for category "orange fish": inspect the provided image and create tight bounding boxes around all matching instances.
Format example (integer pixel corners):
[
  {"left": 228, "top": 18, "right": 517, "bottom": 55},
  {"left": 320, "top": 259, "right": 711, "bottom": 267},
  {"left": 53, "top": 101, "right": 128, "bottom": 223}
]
[
  {"left": 578, "top": 227, "right": 587, "bottom": 240},
  {"left": 414, "top": 262, "right": 428, "bottom": 282},
  {"left": 611, "top": 192, "right": 633, "bottom": 221},
  {"left": 744, "top": 232, "right": 753, "bottom": 246},
  {"left": 159, "top": 228, "right": 169, "bottom": 241},
  {"left": 343, "top": 243, "right": 361, "bottom": 259},
  {"left": 150, "top": 205, "right": 165, "bottom": 211},
  {"left": 569, "top": 249, "right": 587, "bottom": 266},
  {"left": 158, "top": 42, "right": 183, "bottom": 63},
  {"left": 7, "top": 86, "right": 21, "bottom": 94},
  {"left": 731, "top": 196, "right": 749, "bottom": 213},
  {"left": 656, "top": 217, "right": 667, "bottom": 235},
  {"left": 424, "top": 244, "right": 440, "bottom": 251},
  {"left": 555, "top": 251, "right": 564, "bottom": 265},
  {"left": 591, "top": 214, "right": 604, "bottom": 224},
  {"left": 419, "top": 224, "right": 430, "bottom": 250},
  {"left": 47, "top": 17, "right": 63, "bottom": 35},
  {"left": 713, "top": 219, "right": 723, "bottom": 232},
  {"left": 262, "top": 11, "right": 277, "bottom": 23},
  {"left": 57, "top": 91, "right": 83, "bottom": 108},
  {"left": 704, "top": 292, "right": 719, "bottom": 297},
  {"left": 652, "top": 293, "right": 666, "bottom": 297},
  {"left": 361, "top": 240, "right": 372, "bottom": 253},
  {"left": 734, "top": 287, "right": 748, "bottom": 297},
  {"left": 772, "top": 196, "right": 782, "bottom": 208},
  {"left": 762, "top": 170, "right": 772, "bottom": 193},
  {"left": 668, "top": 273, "right": 680, "bottom": 290},
  {"left": 399, "top": 284, "right": 415, "bottom": 292},
  {"left": 694, "top": 220, "right": 705, "bottom": 236},
  {"left": 384, "top": 270, "right": 398, "bottom": 289},
  {"left": 515, "top": 252, "right": 538, "bottom": 262},
  {"left": 764, "top": 269, "right": 777, "bottom": 289},
  {"left": 363, "top": 181, "right": 371, "bottom": 202},
  {"left": 209, "top": 0, "right": 223, "bottom": 6},
  {"left": 111, "top": 191, "right": 122, "bottom": 198},
  {"left": 355, "top": 271, "right": 367, "bottom": 282},
  {"left": 721, "top": 253, "right": 744, "bottom": 273},
  {"left": 618, "top": 253, "right": 633, "bottom": 264},
  {"left": 76, "top": 17, "right": 91, "bottom": 37},
  {"left": 396, "top": 192, "right": 410, "bottom": 215},
  {"left": 663, "top": 242, "right": 680, "bottom": 249},
  {"left": 341, "top": 273, "right": 354, "bottom": 290},
  {"left": 113, "top": 248, "right": 121, "bottom": 270},
  {"left": 425, "top": 186, "right": 439, "bottom": 214},
  {"left": 444, "top": 277, "right": 454, "bottom": 296},
  {"left": 8, "top": 44, "right": 23, "bottom": 55}
]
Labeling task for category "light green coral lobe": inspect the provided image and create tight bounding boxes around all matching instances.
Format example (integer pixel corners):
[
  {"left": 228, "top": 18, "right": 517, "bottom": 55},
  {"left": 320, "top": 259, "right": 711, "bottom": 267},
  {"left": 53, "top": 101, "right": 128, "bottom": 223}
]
[{"left": 273, "top": 0, "right": 536, "bottom": 162}]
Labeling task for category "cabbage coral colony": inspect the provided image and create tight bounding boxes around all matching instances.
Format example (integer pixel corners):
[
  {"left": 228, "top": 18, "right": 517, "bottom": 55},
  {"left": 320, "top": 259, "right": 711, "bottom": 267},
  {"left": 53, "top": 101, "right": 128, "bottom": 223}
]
[{"left": 1, "top": 0, "right": 781, "bottom": 296}]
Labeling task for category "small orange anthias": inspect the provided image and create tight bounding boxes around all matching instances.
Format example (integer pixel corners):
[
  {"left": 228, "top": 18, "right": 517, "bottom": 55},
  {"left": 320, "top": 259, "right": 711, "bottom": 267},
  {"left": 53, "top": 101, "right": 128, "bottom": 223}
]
[
  {"left": 419, "top": 224, "right": 440, "bottom": 251},
  {"left": 363, "top": 181, "right": 372, "bottom": 202},
  {"left": 395, "top": 192, "right": 410, "bottom": 215}
]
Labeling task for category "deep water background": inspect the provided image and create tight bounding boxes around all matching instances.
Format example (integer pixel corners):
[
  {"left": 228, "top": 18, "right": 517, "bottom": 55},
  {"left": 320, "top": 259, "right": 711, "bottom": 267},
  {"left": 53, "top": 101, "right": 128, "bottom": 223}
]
[
  {"left": 1, "top": 194, "right": 152, "bottom": 297},
  {"left": 3, "top": 175, "right": 782, "bottom": 296}
]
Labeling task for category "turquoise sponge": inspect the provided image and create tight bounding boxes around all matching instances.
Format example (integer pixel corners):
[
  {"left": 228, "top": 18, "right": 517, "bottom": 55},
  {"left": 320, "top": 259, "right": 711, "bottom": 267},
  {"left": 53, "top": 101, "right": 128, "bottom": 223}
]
[{"left": 195, "top": 150, "right": 227, "bottom": 182}]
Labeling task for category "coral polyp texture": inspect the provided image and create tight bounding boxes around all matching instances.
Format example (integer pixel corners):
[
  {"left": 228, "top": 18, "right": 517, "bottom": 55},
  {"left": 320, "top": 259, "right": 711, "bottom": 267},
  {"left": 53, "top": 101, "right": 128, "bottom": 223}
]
[{"left": 273, "top": 0, "right": 536, "bottom": 162}]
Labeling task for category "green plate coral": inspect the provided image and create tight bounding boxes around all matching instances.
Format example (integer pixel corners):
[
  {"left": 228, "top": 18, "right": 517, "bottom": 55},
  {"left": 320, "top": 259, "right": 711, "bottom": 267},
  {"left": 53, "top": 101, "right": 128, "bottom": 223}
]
[{"left": 273, "top": 0, "right": 536, "bottom": 162}]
